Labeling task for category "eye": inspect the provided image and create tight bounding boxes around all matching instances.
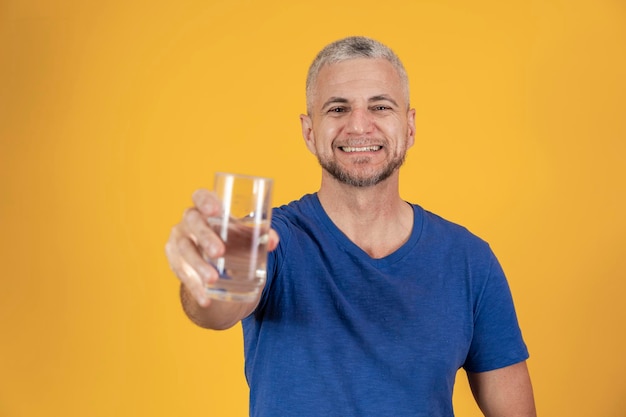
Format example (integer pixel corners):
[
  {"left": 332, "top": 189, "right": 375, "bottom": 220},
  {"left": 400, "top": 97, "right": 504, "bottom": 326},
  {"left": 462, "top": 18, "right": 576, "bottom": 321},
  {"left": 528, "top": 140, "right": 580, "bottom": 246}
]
[
  {"left": 328, "top": 107, "right": 347, "bottom": 113},
  {"left": 372, "top": 105, "right": 391, "bottom": 111}
]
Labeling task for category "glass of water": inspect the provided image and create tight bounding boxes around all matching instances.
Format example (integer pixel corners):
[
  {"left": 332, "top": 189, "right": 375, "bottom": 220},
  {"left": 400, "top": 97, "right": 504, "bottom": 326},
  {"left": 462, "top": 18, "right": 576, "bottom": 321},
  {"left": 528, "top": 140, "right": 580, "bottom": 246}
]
[{"left": 204, "top": 172, "right": 273, "bottom": 302}]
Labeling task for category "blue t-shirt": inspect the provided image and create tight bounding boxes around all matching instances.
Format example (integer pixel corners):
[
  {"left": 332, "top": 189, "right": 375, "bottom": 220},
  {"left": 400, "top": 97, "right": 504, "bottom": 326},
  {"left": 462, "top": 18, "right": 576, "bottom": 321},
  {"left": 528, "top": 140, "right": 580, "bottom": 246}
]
[{"left": 242, "top": 194, "right": 528, "bottom": 417}]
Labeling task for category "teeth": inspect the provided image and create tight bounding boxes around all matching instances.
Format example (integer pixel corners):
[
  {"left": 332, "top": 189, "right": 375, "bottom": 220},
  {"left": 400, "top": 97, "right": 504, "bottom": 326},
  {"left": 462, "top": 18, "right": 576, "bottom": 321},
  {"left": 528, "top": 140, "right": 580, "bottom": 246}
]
[{"left": 341, "top": 146, "right": 381, "bottom": 152}]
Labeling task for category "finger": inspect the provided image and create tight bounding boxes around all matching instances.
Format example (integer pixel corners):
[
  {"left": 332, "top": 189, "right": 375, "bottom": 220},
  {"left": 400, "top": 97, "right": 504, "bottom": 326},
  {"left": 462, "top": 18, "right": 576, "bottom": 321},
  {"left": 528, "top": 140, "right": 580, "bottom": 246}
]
[
  {"left": 192, "top": 188, "right": 221, "bottom": 217},
  {"left": 165, "top": 224, "right": 215, "bottom": 285},
  {"left": 179, "top": 279, "right": 211, "bottom": 309},
  {"left": 176, "top": 235, "right": 218, "bottom": 284},
  {"left": 268, "top": 229, "right": 280, "bottom": 252},
  {"left": 168, "top": 233, "right": 218, "bottom": 306},
  {"left": 182, "top": 207, "right": 225, "bottom": 259},
  {"left": 180, "top": 259, "right": 211, "bottom": 307}
]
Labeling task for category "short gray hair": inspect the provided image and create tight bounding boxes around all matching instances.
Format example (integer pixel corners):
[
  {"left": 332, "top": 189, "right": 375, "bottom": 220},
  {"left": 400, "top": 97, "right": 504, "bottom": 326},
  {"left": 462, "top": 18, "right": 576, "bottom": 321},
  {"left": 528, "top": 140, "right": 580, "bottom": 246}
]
[{"left": 305, "top": 36, "right": 410, "bottom": 114}]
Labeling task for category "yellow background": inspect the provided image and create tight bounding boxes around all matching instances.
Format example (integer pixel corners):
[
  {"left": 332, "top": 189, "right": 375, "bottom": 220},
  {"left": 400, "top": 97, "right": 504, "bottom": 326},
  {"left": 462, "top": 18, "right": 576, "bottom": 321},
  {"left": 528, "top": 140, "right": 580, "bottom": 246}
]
[{"left": 1, "top": 0, "right": 625, "bottom": 415}]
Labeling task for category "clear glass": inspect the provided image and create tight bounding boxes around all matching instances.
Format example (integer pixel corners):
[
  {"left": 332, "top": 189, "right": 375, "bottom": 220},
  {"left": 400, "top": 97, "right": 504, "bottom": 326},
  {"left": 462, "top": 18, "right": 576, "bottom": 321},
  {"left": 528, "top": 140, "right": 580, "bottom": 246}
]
[{"left": 204, "top": 172, "right": 273, "bottom": 302}]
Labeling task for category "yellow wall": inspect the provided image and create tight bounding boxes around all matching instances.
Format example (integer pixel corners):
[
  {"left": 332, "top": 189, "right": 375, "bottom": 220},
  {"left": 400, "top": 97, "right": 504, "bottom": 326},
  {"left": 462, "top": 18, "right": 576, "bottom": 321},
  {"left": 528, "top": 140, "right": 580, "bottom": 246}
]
[{"left": 1, "top": 0, "right": 625, "bottom": 415}]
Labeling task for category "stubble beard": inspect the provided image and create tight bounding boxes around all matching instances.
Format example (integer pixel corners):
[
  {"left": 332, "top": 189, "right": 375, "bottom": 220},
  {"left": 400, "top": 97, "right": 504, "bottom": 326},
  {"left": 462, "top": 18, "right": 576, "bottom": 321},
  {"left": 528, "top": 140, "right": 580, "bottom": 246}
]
[{"left": 317, "top": 151, "right": 406, "bottom": 187}]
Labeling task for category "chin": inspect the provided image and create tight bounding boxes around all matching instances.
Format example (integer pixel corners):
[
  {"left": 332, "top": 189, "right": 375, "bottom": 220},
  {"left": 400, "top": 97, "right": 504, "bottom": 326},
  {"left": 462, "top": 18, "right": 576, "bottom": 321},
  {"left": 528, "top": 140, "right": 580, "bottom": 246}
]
[{"left": 320, "top": 156, "right": 404, "bottom": 187}]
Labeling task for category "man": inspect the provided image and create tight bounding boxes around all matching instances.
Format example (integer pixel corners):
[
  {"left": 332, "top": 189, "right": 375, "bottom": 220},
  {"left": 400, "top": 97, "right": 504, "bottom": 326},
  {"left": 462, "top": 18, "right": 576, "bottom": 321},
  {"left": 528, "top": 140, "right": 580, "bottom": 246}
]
[{"left": 165, "top": 36, "right": 536, "bottom": 416}]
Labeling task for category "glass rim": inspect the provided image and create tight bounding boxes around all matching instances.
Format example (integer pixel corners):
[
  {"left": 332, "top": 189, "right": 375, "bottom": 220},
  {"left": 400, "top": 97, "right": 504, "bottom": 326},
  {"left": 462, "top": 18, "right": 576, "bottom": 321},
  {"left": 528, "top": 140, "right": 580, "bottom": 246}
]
[{"left": 214, "top": 171, "right": 273, "bottom": 183}]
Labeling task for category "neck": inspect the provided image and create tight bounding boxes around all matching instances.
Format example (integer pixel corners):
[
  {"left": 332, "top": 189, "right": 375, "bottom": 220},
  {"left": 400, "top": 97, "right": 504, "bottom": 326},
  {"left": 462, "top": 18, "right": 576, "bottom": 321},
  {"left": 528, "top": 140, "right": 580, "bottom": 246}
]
[{"left": 316, "top": 172, "right": 413, "bottom": 258}]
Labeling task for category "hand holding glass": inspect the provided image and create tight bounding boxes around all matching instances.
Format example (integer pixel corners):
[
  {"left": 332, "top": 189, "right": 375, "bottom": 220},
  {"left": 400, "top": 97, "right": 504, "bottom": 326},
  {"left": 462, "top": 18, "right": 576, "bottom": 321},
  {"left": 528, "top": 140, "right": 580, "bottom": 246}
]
[{"left": 204, "top": 172, "right": 273, "bottom": 302}]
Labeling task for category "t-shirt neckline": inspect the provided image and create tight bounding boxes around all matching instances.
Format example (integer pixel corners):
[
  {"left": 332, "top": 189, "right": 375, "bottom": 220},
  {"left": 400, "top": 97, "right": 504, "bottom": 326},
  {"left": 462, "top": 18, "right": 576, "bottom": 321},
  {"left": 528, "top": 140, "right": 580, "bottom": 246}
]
[{"left": 308, "top": 193, "right": 424, "bottom": 268}]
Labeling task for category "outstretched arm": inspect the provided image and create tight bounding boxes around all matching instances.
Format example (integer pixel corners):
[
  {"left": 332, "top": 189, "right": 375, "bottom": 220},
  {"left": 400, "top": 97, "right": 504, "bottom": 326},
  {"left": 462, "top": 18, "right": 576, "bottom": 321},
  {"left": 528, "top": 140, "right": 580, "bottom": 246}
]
[{"left": 165, "top": 189, "right": 279, "bottom": 330}]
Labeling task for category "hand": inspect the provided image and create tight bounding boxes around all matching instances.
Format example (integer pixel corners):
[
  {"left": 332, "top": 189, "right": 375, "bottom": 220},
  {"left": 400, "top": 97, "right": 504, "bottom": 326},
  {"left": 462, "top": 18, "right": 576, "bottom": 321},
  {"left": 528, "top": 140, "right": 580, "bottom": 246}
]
[{"left": 165, "top": 188, "right": 279, "bottom": 308}]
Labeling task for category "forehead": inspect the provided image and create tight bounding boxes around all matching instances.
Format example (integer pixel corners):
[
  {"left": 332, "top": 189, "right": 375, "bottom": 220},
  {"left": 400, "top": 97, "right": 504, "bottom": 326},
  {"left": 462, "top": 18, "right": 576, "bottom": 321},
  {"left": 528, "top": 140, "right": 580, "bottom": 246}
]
[{"left": 313, "top": 58, "right": 405, "bottom": 103}]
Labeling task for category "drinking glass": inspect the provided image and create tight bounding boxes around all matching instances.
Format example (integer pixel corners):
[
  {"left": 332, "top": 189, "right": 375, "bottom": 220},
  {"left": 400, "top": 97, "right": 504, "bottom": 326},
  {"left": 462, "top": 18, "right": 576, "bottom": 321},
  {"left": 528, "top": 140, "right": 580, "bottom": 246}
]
[{"left": 204, "top": 172, "right": 273, "bottom": 302}]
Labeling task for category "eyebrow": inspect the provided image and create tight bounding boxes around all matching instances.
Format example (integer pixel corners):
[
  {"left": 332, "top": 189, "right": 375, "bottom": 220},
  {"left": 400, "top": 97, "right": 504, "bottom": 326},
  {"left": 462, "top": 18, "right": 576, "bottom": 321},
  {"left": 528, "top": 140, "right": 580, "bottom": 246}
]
[
  {"left": 369, "top": 95, "right": 399, "bottom": 107},
  {"left": 320, "top": 97, "right": 349, "bottom": 111},
  {"left": 320, "top": 95, "right": 400, "bottom": 111}
]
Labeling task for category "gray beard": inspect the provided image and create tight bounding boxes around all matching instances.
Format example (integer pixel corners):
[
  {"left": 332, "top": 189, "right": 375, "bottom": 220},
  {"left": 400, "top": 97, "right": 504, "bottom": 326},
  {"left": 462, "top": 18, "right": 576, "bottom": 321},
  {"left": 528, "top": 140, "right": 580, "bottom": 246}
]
[{"left": 318, "top": 154, "right": 406, "bottom": 187}]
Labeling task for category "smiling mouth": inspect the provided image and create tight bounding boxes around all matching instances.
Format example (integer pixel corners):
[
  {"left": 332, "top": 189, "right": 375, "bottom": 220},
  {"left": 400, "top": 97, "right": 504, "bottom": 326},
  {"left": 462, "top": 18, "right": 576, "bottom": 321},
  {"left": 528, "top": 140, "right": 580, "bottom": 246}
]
[{"left": 339, "top": 145, "right": 382, "bottom": 153}]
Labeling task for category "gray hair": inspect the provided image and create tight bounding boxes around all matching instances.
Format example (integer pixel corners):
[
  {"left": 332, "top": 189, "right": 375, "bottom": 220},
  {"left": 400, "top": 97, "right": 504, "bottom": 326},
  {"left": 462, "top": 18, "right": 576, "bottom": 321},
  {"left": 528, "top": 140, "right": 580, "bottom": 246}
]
[{"left": 305, "top": 36, "right": 410, "bottom": 114}]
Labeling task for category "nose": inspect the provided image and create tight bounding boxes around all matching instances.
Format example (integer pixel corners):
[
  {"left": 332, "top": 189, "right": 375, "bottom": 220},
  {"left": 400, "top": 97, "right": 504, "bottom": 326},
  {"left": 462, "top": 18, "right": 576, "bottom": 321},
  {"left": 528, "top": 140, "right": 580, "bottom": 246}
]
[{"left": 345, "top": 108, "right": 373, "bottom": 135}]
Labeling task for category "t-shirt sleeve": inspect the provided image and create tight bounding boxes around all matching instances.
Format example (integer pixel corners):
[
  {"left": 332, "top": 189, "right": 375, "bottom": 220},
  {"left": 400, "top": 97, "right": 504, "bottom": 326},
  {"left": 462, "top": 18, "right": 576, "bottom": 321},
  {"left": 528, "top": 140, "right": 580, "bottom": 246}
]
[
  {"left": 254, "top": 212, "right": 291, "bottom": 314},
  {"left": 463, "top": 252, "right": 529, "bottom": 373}
]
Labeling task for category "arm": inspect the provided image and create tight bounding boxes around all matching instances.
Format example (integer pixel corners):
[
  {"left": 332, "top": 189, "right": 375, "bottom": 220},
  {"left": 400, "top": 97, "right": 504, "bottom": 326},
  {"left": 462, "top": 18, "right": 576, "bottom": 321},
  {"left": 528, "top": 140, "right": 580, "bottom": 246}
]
[
  {"left": 467, "top": 361, "right": 536, "bottom": 417},
  {"left": 165, "top": 189, "right": 279, "bottom": 330}
]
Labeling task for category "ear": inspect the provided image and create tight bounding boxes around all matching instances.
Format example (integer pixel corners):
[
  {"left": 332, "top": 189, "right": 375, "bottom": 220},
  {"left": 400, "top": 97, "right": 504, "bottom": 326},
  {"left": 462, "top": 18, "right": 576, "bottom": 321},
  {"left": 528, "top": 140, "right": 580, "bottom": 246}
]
[
  {"left": 406, "top": 108, "right": 416, "bottom": 148},
  {"left": 299, "top": 114, "right": 318, "bottom": 155}
]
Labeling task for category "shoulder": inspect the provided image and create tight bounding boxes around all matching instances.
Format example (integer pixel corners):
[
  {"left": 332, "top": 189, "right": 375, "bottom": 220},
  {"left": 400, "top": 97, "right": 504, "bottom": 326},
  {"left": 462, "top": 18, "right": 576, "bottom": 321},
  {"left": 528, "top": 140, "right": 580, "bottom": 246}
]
[
  {"left": 272, "top": 193, "right": 317, "bottom": 219},
  {"left": 416, "top": 205, "right": 491, "bottom": 252},
  {"left": 271, "top": 194, "right": 321, "bottom": 233}
]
